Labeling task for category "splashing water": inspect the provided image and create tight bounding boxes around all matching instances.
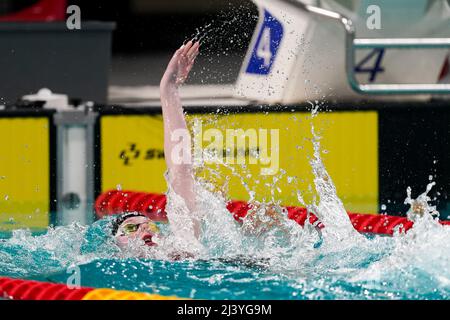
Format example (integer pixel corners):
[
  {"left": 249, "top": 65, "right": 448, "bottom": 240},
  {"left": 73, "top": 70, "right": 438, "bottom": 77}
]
[
  {"left": 1, "top": 103, "right": 450, "bottom": 299},
  {"left": 1, "top": 110, "right": 450, "bottom": 298},
  {"left": 2, "top": 168, "right": 447, "bottom": 298},
  {"left": 180, "top": 4, "right": 258, "bottom": 85},
  {"left": 405, "top": 182, "right": 439, "bottom": 222},
  {"left": 307, "top": 125, "right": 362, "bottom": 245}
]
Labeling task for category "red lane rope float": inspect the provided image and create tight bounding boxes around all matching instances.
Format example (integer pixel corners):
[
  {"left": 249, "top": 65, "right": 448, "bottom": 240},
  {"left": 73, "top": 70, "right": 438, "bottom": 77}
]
[
  {"left": 0, "top": 277, "right": 182, "bottom": 300},
  {"left": 0, "top": 277, "right": 93, "bottom": 300},
  {"left": 0, "top": 0, "right": 66, "bottom": 22},
  {"left": 96, "top": 190, "right": 450, "bottom": 236}
]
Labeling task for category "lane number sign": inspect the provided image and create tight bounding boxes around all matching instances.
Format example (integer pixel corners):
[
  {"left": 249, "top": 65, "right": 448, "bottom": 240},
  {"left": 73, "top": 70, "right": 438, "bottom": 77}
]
[
  {"left": 246, "top": 10, "right": 284, "bottom": 75},
  {"left": 355, "top": 48, "right": 385, "bottom": 82}
]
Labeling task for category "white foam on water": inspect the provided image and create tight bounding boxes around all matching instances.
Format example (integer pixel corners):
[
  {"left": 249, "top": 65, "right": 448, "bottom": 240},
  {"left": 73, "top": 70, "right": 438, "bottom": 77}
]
[
  {"left": 0, "top": 101, "right": 449, "bottom": 298},
  {"left": 351, "top": 183, "right": 450, "bottom": 292}
]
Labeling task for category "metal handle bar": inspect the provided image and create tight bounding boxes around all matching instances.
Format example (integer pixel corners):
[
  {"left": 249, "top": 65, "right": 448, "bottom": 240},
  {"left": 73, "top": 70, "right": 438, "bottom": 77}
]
[{"left": 282, "top": 0, "right": 450, "bottom": 95}]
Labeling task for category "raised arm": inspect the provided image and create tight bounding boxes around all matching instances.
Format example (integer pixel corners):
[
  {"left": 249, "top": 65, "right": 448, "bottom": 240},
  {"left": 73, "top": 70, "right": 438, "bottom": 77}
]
[{"left": 160, "top": 41, "right": 200, "bottom": 234}]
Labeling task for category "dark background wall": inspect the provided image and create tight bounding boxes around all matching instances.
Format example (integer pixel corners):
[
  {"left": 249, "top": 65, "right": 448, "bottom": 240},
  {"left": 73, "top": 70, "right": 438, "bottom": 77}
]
[
  {"left": 65, "top": 0, "right": 259, "bottom": 86},
  {"left": 68, "top": 0, "right": 258, "bottom": 54},
  {"left": 0, "top": 0, "right": 258, "bottom": 54},
  {"left": 0, "top": 0, "right": 259, "bottom": 92}
]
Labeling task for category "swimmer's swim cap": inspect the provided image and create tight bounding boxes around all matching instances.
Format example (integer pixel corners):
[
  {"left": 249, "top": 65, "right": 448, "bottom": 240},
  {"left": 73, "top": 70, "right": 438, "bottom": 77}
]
[{"left": 111, "top": 212, "right": 147, "bottom": 236}]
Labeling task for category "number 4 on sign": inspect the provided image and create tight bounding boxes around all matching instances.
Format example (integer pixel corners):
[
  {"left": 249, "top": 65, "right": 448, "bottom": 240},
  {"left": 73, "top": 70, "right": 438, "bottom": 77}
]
[
  {"left": 257, "top": 27, "right": 272, "bottom": 67},
  {"left": 355, "top": 49, "right": 385, "bottom": 82}
]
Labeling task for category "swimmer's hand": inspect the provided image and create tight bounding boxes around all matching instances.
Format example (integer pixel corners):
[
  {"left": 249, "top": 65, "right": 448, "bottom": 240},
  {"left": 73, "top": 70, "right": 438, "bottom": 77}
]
[
  {"left": 241, "top": 203, "right": 288, "bottom": 237},
  {"left": 169, "top": 251, "right": 196, "bottom": 261},
  {"left": 161, "top": 40, "right": 200, "bottom": 89}
]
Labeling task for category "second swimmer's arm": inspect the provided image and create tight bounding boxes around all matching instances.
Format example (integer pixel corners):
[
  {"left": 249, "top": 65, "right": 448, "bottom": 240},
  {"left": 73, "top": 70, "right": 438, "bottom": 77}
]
[{"left": 160, "top": 41, "right": 200, "bottom": 237}]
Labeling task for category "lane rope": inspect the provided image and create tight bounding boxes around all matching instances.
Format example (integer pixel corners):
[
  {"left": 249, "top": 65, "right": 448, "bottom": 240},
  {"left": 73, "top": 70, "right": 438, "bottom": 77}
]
[
  {"left": 3, "top": 190, "right": 449, "bottom": 300},
  {"left": 96, "top": 190, "right": 450, "bottom": 236},
  {"left": 0, "top": 277, "right": 184, "bottom": 300}
]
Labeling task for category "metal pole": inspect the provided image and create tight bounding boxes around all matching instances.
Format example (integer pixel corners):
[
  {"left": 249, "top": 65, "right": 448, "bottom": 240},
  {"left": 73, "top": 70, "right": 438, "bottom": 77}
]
[
  {"left": 281, "top": 0, "right": 450, "bottom": 95},
  {"left": 53, "top": 107, "right": 98, "bottom": 226}
]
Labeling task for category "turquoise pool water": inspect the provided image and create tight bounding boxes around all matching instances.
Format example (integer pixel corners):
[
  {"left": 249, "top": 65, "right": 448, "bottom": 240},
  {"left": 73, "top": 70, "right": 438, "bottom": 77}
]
[
  {"left": 1, "top": 129, "right": 448, "bottom": 300},
  {"left": 1, "top": 211, "right": 449, "bottom": 300}
]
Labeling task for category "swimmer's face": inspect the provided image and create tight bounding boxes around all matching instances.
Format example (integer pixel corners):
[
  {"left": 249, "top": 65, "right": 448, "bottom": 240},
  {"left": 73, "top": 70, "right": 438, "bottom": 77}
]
[{"left": 115, "top": 216, "right": 160, "bottom": 248}]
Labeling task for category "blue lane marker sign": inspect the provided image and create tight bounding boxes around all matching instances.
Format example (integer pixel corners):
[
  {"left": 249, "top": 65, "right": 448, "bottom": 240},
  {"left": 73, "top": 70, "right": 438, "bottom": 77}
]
[{"left": 246, "top": 9, "right": 284, "bottom": 75}]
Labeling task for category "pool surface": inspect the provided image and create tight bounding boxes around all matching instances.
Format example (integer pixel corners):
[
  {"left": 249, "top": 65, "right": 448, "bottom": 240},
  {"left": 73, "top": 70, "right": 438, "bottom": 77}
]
[
  {"left": 1, "top": 133, "right": 449, "bottom": 300},
  {"left": 1, "top": 209, "right": 449, "bottom": 300}
]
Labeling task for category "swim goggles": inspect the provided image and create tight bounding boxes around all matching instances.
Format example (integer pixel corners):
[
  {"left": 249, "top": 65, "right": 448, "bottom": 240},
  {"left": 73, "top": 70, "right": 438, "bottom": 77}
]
[{"left": 119, "top": 221, "right": 160, "bottom": 236}]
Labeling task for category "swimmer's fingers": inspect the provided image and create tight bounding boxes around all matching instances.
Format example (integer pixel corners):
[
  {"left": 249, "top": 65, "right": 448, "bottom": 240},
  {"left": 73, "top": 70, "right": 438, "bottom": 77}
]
[
  {"left": 178, "top": 41, "right": 196, "bottom": 66},
  {"left": 187, "top": 41, "right": 200, "bottom": 62},
  {"left": 181, "top": 40, "right": 194, "bottom": 57},
  {"left": 188, "top": 51, "right": 199, "bottom": 68},
  {"left": 170, "top": 41, "right": 192, "bottom": 64},
  {"left": 167, "top": 45, "right": 184, "bottom": 70}
]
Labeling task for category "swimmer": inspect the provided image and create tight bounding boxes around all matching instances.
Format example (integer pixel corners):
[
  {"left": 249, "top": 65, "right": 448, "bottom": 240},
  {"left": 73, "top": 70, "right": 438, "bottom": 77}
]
[
  {"left": 109, "top": 41, "right": 200, "bottom": 252},
  {"left": 111, "top": 40, "right": 290, "bottom": 253}
]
